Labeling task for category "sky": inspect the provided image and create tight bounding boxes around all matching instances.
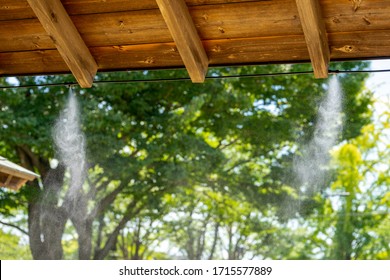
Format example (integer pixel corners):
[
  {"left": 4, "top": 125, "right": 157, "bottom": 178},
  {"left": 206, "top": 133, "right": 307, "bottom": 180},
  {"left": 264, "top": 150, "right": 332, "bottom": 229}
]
[{"left": 366, "top": 59, "right": 390, "bottom": 117}]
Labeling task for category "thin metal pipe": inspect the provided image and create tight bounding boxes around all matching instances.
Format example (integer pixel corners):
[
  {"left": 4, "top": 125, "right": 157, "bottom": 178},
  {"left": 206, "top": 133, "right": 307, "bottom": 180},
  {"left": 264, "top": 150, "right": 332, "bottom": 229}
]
[
  {"left": 329, "top": 69, "right": 390, "bottom": 74},
  {"left": 1, "top": 68, "right": 390, "bottom": 90}
]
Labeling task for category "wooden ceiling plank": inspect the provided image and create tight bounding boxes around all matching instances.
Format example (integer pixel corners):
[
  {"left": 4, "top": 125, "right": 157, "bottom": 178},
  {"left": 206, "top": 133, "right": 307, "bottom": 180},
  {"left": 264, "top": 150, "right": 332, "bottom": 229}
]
[
  {"left": 3, "top": 1, "right": 390, "bottom": 53},
  {"left": 0, "top": 1, "right": 302, "bottom": 53},
  {"left": 295, "top": 0, "right": 329, "bottom": 78},
  {"left": 26, "top": 0, "right": 98, "bottom": 88},
  {"left": 156, "top": 0, "right": 208, "bottom": 83},
  {"left": 2, "top": 30, "right": 390, "bottom": 76},
  {"left": 0, "top": 0, "right": 264, "bottom": 21}
]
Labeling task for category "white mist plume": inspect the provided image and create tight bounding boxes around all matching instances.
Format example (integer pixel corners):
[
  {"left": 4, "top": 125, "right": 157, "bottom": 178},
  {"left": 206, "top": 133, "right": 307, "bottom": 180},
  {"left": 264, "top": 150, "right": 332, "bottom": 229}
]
[
  {"left": 53, "top": 88, "right": 87, "bottom": 199},
  {"left": 294, "top": 76, "right": 343, "bottom": 192}
]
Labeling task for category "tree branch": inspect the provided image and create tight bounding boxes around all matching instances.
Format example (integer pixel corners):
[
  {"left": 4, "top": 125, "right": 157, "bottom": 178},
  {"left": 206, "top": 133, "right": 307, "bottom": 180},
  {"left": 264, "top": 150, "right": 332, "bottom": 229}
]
[
  {"left": 208, "top": 222, "right": 220, "bottom": 260},
  {"left": 197, "top": 213, "right": 210, "bottom": 259},
  {"left": 0, "top": 220, "right": 29, "bottom": 236},
  {"left": 224, "top": 159, "right": 252, "bottom": 174},
  {"left": 93, "top": 214, "right": 106, "bottom": 259},
  {"left": 94, "top": 199, "right": 144, "bottom": 259},
  {"left": 17, "top": 145, "right": 49, "bottom": 178},
  {"left": 91, "top": 182, "right": 126, "bottom": 219},
  {"left": 96, "top": 178, "right": 110, "bottom": 194},
  {"left": 217, "top": 138, "right": 239, "bottom": 150}
]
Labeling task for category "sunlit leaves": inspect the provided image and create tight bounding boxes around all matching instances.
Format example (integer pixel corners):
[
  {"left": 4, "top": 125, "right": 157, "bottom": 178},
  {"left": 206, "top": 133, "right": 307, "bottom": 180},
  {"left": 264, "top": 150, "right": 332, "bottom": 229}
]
[
  {"left": 0, "top": 62, "right": 378, "bottom": 259},
  {"left": 0, "top": 229, "right": 32, "bottom": 260}
]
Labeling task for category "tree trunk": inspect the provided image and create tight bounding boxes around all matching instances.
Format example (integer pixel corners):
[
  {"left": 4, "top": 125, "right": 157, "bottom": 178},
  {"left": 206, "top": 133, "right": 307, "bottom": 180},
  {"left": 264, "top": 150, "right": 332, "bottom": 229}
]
[
  {"left": 27, "top": 183, "right": 68, "bottom": 259},
  {"left": 132, "top": 218, "right": 142, "bottom": 260},
  {"left": 27, "top": 193, "right": 47, "bottom": 260},
  {"left": 67, "top": 192, "right": 93, "bottom": 260},
  {"left": 208, "top": 222, "right": 219, "bottom": 260},
  {"left": 94, "top": 200, "right": 142, "bottom": 259},
  {"left": 18, "top": 146, "right": 68, "bottom": 260},
  {"left": 71, "top": 215, "right": 93, "bottom": 259}
]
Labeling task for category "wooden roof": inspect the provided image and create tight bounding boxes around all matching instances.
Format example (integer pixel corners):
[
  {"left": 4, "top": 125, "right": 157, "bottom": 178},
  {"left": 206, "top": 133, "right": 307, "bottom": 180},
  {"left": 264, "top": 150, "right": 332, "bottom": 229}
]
[
  {"left": 0, "top": 156, "right": 39, "bottom": 190},
  {"left": 1, "top": 0, "right": 389, "bottom": 87}
]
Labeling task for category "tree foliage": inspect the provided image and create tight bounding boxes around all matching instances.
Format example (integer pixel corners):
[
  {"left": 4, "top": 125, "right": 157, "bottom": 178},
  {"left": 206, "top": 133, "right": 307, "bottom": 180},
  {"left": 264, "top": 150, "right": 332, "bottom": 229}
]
[{"left": 1, "top": 62, "right": 384, "bottom": 260}]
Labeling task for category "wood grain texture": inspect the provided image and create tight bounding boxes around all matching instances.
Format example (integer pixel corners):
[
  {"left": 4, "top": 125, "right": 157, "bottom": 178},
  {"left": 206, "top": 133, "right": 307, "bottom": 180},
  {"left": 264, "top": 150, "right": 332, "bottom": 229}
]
[
  {"left": 2, "top": 31, "right": 390, "bottom": 76},
  {"left": 0, "top": 165, "right": 37, "bottom": 181},
  {"left": 3, "top": 0, "right": 389, "bottom": 21},
  {"left": 3, "top": 0, "right": 390, "bottom": 53},
  {"left": 322, "top": 0, "right": 390, "bottom": 33},
  {"left": 156, "top": 0, "right": 208, "bottom": 82},
  {"left": 295, "top": 0, "right": 329, "bottom": 78},
  {"left": 0, "top": 177, "right": 27, "bottom": 190},
  {"left": 0, "top": 2, "right": 302, "bottom": 52},
  {"left": 14, "top": 179, "right": 28, "bottom": 190},
  {"left": 1, "top": 0, "right": 390, "bottom": 79},
  {"left": 26, "top": 0, "right": 98, "bottom": 87},
  {"left": 0, "top": 0, "right": 264, "bottom": 20}
]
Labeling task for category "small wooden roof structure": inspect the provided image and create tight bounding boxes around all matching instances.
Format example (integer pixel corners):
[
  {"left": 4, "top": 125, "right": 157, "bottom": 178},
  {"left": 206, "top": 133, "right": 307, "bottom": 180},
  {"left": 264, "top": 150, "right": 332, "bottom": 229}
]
[
  {"left": 0, "top": 156, "right": 39, "bottom": 190},
  {"left": 1, "top": 0, "right": 389, "bottom": 87}
]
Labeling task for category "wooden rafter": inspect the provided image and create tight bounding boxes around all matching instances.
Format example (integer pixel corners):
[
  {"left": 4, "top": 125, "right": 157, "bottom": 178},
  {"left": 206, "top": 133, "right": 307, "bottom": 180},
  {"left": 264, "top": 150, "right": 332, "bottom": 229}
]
[
  {"left": 295, "top": 0, "right": 330, "bottom": 78},
  {"left": 156, "top": 0, "right": 208, "bottom": 83},
  {"left": 1, "top": 156, "right": 39, "bottom": 190},
  {"left": 14, "top": 179, "right": 29, "bottom": 191},
  {"left": 2, "top": 0, "right": 390, "bottom": 79},
  {"left": 4, "top": 175, "right": 13, "bottom": 186},
  {"left": 26, "top": 0, "right": 98, "bottom": 88}
]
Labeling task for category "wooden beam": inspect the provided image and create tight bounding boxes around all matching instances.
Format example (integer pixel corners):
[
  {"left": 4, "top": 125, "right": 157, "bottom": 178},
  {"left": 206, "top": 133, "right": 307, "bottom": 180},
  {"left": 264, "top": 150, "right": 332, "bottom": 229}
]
[
  {"left": 0, "top": 165, "right": 38, "bottom": 181},
  {"left": 14, "top": 179, "right": 29, "bottom": 191},
  {"left": 156, "top": 0, "right": 208, "bottom": 83},
  {"left": 4, "top": 175, "right": 13, "bottom": 186},
  {"left": 26, "top": 0, "right": 97, "bottom": 88},
  {"left": 295, "top": 0, "right": 329, "bottom": 78}
]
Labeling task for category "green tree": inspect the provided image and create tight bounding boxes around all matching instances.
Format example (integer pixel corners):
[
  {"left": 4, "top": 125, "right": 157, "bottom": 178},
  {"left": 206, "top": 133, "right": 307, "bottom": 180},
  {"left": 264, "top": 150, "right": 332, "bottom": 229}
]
[
  {"left": 329, "top": 111, "right": 390, "bottom": 259},
  {"left": 0, "top": 63, "right": 373, "bottom": 259},
  {"left": 0, "top": 228, "right": 31, "bottom": 259},
  {"left": 290, "top": 108, "right": 390, "bottom": 260}
]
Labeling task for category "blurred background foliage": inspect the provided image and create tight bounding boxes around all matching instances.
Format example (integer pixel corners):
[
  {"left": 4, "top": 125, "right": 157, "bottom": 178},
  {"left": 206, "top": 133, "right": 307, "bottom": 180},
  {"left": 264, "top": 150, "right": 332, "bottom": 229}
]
[{"left": 0, "top": 62, "right": 388, "bottom": 259}]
